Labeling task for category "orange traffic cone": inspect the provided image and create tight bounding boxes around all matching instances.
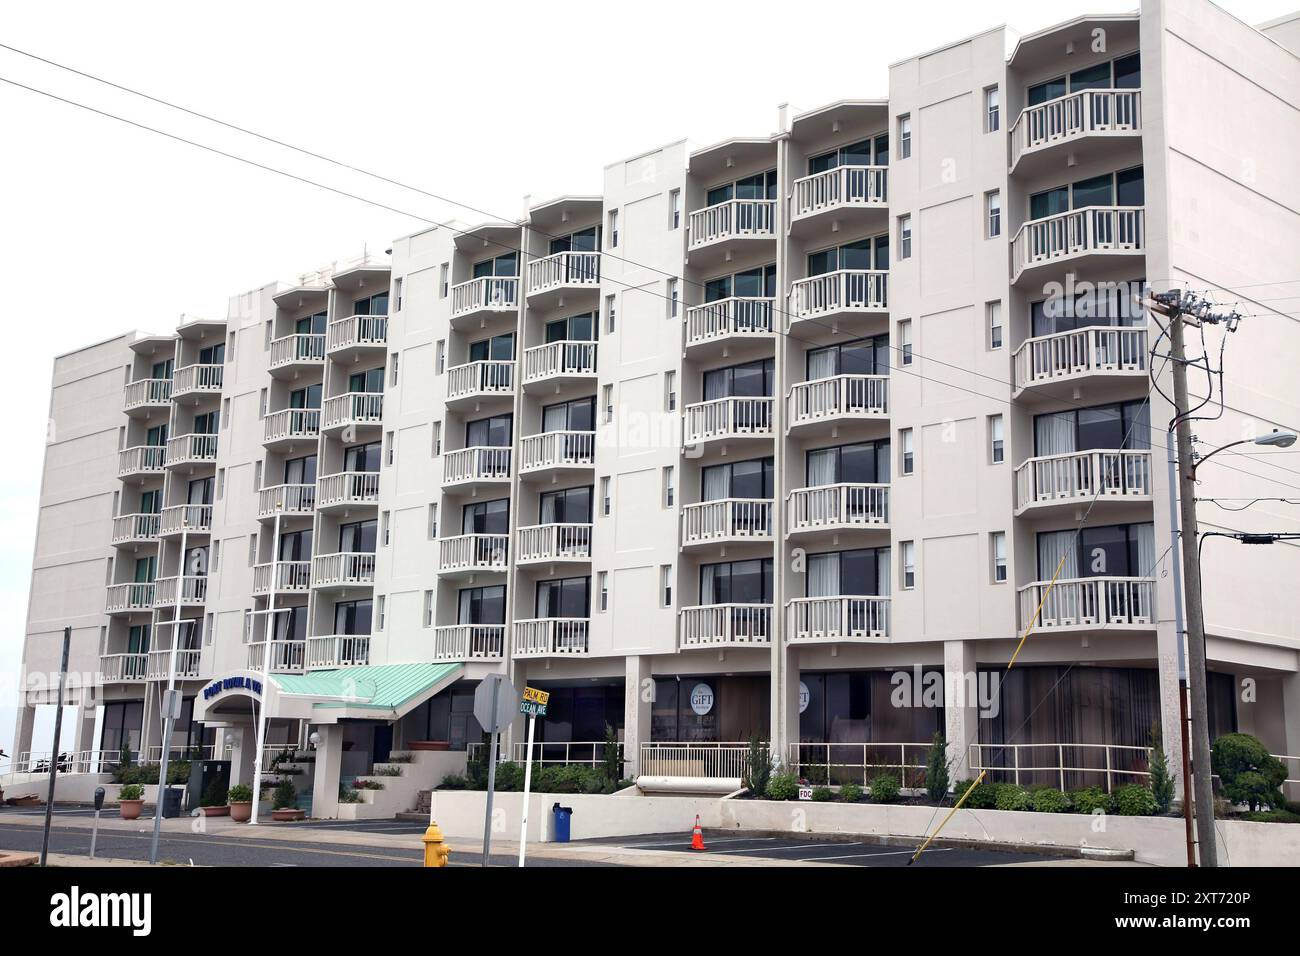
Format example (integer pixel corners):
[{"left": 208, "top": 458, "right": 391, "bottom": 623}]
[{"left": 690, "top": 815, "right": 706, "bottom": 851}]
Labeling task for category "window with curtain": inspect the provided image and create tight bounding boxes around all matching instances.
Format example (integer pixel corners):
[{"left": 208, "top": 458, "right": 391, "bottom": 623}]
[
  {"left": 806, "top": 548, "right": 891, "bottom": 597},
  {"left": 462, "top": 498, "right": 509, "bottom": 535},
  {"left": 805, "top": 334, "right": 889, "bottom": 381},
  {"left": 472, "top": 252, "right": 518, "bottom": 278},
  {"left": 466, "top": 413, "right": 513, "bottom": 447},
  {"left": 540, "top": 486, "right": 592, "bottom": 524},
  {"left": 457, "top": 586, "right": 505, "bottom": 625},
  {"left": 1033, "top": 401, "right": 1150, "bottom": 456},
  {"left": 338, "top": 519, "right": 377, "bottom": 554},
  {"left": 468, "top": 332, "right": 515, "bottom": 362},
  {"left": 806, "top": 235, "right": 888, "bottom": 276},
  {"left": 702, "top": 358, "right": 774, "bottom": 401},
  {"left": 334, "top": 599, "right": 373, "bottom": 635},
  {"left": 343, "top": 442, "right": 381, "bottom": 472},
  {"left": 535, "top": 576, "right": 591, "bottom": 618},
  {"left": 1036, "top": 522, "right": 1153, "bottom": 579},
  {"left": 284, "top": 454, "right": 317, "bottom": 485},
  {"left": 701, "top": 458, "right": 773, "bottom": 501},
  {"left": 289, "top": 383, "right": 322, "bottom": 409},
  {"left": 348, "top": 366, "right": 385, "bottom": 393},
  {"left": 699, "top": 559, "right": 772, "bottom": 605},
  {"left": 542, "top": 397, "right": 594, "bottom": 433},
  {"left": 805, "top": 440, "right": 890, "bottom": 487},
  {"left": 544, "top": 313, "right": 596, "bottom": 343}
]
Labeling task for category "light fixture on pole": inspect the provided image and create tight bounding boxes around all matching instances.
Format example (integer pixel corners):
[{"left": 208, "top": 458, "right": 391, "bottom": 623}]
[{"left": 1192, "top": 430, "right": 1297, "bottom": 479}]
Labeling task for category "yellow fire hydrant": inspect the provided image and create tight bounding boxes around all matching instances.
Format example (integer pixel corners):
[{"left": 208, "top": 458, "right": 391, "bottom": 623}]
[{"left": 422, "top": 820, "right": 451, "bottom": 867}]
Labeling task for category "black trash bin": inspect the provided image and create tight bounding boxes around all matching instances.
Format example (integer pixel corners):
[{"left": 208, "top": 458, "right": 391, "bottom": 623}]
[
  {"left": 552, "top": 803, "right": 573, "bottom": 842},
  {"left": 160, "top": 785, "right": 184, "bottom": 818}
]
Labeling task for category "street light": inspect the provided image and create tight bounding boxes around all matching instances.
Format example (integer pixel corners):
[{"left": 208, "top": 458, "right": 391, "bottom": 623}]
[{"left": 1192, "top": 429, "right": 1298, "bottom": 479}]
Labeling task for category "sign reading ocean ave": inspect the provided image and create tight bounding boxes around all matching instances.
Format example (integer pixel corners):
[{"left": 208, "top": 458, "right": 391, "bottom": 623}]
[
  {"left": 202, "top": 676, "right": 263, "bottom": 700},
  {"left": 520, "top": 686, "right": 549, "bottom": 717}
]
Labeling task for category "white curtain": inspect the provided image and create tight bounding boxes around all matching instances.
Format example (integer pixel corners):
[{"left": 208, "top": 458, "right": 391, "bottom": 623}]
[
  {"left": 1037, "top": 530, "right": 1078, "bottom": 580},
  {"left": 700, "top": 564, "right": 718, "bottom": 604},
  {"left": 806, "top": 347, "right": 837, "bottom": 381},
  {"left": 543, "top": 404, "right": 568, "bottom": 433},
  {"left": 807, "top": 553, "right": 840, "bottom": 598},
  {"left": 702, "top": 465, "right": 730, "bottom": 502},
  {"left": 806, "top": 449, "right": 837, "bottom": 487},
  {"left": 703, "top": 371, "right": 727, "bottom": 402},
  {"left": 540, "top": 495, "right": 556, "bottom": 524},
  {"left": 1135, "top": 522, "right": 1155, "bottom": 577},
  {"left": 876, "top": 548, "right": 892, "bottom": 596},
  {"left": 1035, "top": 412, "right": 1076, "bottom": 457}
]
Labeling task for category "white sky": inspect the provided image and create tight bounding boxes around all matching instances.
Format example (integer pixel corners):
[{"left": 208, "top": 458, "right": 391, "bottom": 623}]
[{"left": 2, "top": 0, "right": 1294, "bottom": 758}]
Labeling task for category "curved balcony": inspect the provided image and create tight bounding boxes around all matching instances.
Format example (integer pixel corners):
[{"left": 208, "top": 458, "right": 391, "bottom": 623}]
[
  {"left": 682, "top": 397, "right": 773, "bottom": 449},
  {"left": 106, "top": 582, "right": 155, "bottom": 614},
  {"left": 263, "top": 407, "right": 320, "bottom": 450},
  {"left": 522, "top": 341, "right": 597, "bottom": 391},
  {"left": 306, "top": 634, "right": 370, "bottom": 669},
  {"left": 679, "top": 604, "right": 772, "bottom": 649},
  {"left": 112, "top": 513, "right": 161, "bottom": 547},
  {"left": 1010, "top": 89, "right": 1141, "bottom": 176},
  {"left": 450, "top": 276, "right": 519, "bottom": 328},
  {"left": 519, "top": 432, "right": 592, "bottom": 477},
  {"left": 444, "top": 446, "right": 512, "bottom": 486},
  {"left": 789, "top": 270, "right": 887, "bottom": 326},
  {"left": 684, "top": 298, "right": 775, "bottom": 357},
  {"left": 787, "top": 484, "right": 889, "bottom": 535},
  {"left": 687, "top": 199, "right": 776, "bottom": 267},
  {"left": 159, "top": 503, "right": 212, "bottom": 537},
  {"left": 326, "top": 314, "right": 387, "bottom": 355},
  {"left": 526, "top": 251, "right": 600, "bottom": 307},
  {"left": 322, "top": 392, "right": 383, "bottom": 433},
  {"left": 245, "top": 640, "right": 306, "bottom": 673},
  {"left": 311, "top": 552, "right": 376, "bottom": 588},
  {"left": 257, "top": 483, "right": 316, "bottom": 519},
  {"left": 1018, "top": 577, "right": 1154, "bottom": 631},
  {"left": 100, "top": 652, "right": 149, "bottom": 682},
  {"left": 1011, "top": 206, "right": 1144, "bottom": 286},
  {"left": 1014, "top": 449, "right": 1153, "bottom": 515},
  {"left": 1011, "top": 325, "right": 1147, "bottom": 397},
  {"left": 153, "top": 575, "right": 208, "bottom": 607},
  {"left": 787, "top": 595, "right": 890, "bottom": 643},
  {"left": 252, "top": 561, "right": 312, "bottom": 595},
  {"left": 118, "top": 445, "right": 166, "bottom": 479},
  {"left": 147, "top": 648, "right": 202, "bottom": 680},
  {"left": 516, "top": 524, "right": 592, "bottom": 565},
  {"left": 438, "top": 533, "right": 509, "bottom": 576},
  {"left": 680, "top": 499, "right": 773, "bottom": 548},
  {"left": 317, "top": 471, "right": 380, "bottom": 513},
  {"left": 268, "top": 333, "right": 326, "bottom": 376},
  {"left": 513, "top": 618, "right": 590, "bottom": 658},
  {"left": 164, "top": 433, "right": 218, "bottom": 469},
  {"left": 446, "top": 360, "right": 515, "bottom": 408},
  {"left": 123, "top": 378, "right": 172, "bottom": 416},
  {"left": 432, "top": 625, "right": 504, "bottom": 662},
  {"left": 790, "top": 165, "right": 888, "bottom": 236},
  {"left": 171, "top": 363, "right": 223, "bottom": 400},
  {"left": 787, "top": 375, "right": 888, "bottom": 433}
]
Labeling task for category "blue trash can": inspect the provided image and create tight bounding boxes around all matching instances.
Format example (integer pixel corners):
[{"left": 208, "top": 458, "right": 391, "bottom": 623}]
[{"left": 552, "top": 803, "right": 573, "bottom": 843}]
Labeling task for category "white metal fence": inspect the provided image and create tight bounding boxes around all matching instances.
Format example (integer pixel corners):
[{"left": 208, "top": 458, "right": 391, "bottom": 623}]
[
  {"left": 683, "top": 396, "right": 774, "bottom": 444},
  {"left": 433, "top": 625, "right": 505, "bottom": 661},
  {"left": 788, "top": 483, "right": 889, "bottom": 531},
  {"left": 681, "top": 498, "right": 773, "bottom": 544},
  {"left": 1011, "top": 206, "right": 1144, "bottom": 281},
  {"left": 327, "top": 314, "right": 388, "bottom": 351},
  {"left": 788, "top": 374, "right": 888, "bottom": 425},
  {"left": 444, "top": 445, "right": 512, "bottom": 482},
  {"left": 688, "top": 199, "right": 776, "bottom": 248},
  {"left": 1014, "top": 449, "right": 1152, "bottom": 510},
  {"left": 1010, "top": 89, "right": 1141, "bottom": 168},
  {"left": 685, "top": 297, "right": 774, "bottom": 346},
  {"left": 792, "top": 165, "right": 887, "bottom": 218},
  {"left": 789, "top": 269, "right": 888, "bottom": 320},
  {"left": 1018, "top": 576, "right": 1155, "bottom": 629},
  {"left": 679, "top": 604, "right": 772, "bottom": 647},
  {"left": 639, "top": 742, "right": 749, "bottom": 779},
  {"left": 787, "top": 596, "right": 890, "bottom": 642},
  {"left": 1012, "top": 325, "right": 1148, "bottom": 390}
]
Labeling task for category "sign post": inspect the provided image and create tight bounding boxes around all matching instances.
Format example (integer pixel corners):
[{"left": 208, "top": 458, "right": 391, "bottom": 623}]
[
  {"left": 472, "top": 673, "right": 516, "bottom": 867},
  {"left": 517, "top": 687, "right": 549, "bottom": 868}
]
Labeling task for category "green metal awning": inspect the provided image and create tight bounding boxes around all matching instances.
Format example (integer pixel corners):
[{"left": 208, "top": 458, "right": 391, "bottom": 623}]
[{"left": 269, "top": 662, "right": 464, "bottom": 722}]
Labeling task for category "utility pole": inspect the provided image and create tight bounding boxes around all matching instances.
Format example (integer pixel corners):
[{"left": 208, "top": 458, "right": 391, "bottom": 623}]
[{"left": 151, "top": 527, "right": 188, "bottom": 865}]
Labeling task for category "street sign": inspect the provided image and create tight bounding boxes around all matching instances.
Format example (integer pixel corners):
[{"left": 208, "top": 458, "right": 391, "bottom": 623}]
[
  {"left": 519, "top": 700, "right": 547, "bottom": 717},
  {"left": 473, "top": 673, "right": 517, "bottom": 733},
  {"left": 522, "top": 686, "right": 549, "bottom": 705}
]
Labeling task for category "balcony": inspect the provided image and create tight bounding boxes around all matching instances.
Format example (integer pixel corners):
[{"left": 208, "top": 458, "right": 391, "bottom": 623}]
[
  {"left": 445, "top": 360, "right": 515, "bottom": 408},
  {"left": 684, "top": 298, "right": 775, "bottom": 355},
  {"left": 679, "top": 604, "right": 772, "bottom": 649},
  {"left": 787, "top": 484, "right": 890, "bottom": 535},
  {"left": 268, "top": 333, "right": 326, "bottom": 376},
  {"left": 316, "top": 471, "right": 380, "bottom": 513},
  {"left": 105, "top": 582, "right": 154, "bottom": 614},
  {"left": 1010, "top": 90, "right": 1141, "bottom": 176},
  {"left": 1011, "top": 325, "right": 1147, "bottom": 396},
  {"left": 252, "top": 560, "right": 312, "bottom": 595},
  {"left": 258, "top": 483, "right": 316, "bottom": 519},
  {"left": 450, "top": 276, "right": 519, "bottom": 327},
  {"left": 153, "top": 575, "right": 208, "bottom": 607},
  {"left": 516, "top": 524, "right": 593, "bottom": 565},
  {"left": 438, "top": 533, "right": 509, "bottom": 576},
  {"left": 443, "top": 446, "right": 512, "bottom": 485},
  {"left": 100, "top": 652, "right": 148, "bottom": 682},
  {"left": 790, "top": 166, "right": 888, "bottom": 236},
  {"left": 171, "top": 364, "right": 223, "bottom": 400},
  {"left": 306, "top": 634, "right": 370, "bottom": 669},
  {"left": 519, "top": 432, "right": 594, "bottom": 476},
  {"left": 513, "top": 618, "right": 590, "bottom": 658},
  {"left": 245, "top": 640, "right": 306, "bottom": 673},
  {"left": 118, "top": 445, "right": 166, "bottom": 479},
  {"left": 686, "top": 199, "right": 776, "bottom": 267},
  {"left": 123, "top": 378, "right": 172, "bottom": 416},
  {"left": 1011, "top": 206, "right": 1144, "bottom": 286},
  {"left": 682, "top": 397, "right": 773, "bottom": 448},
  {"left": 1014, "top": 449, "right": 1153, "bottom": 515},
  {"left": 322, "top": 392, "right": 383, "bottom": 433},
  {"left": 263, "top": 408, "right": 320, "bottom": 449},
  {"left": 326, "top": 314, "right": 387, "bottom": 355},
  {"left": 159, "top": 503, "right": 212, "bottom": 537},
  {"left": 312, "top": 552, "right": 376, "bottom": 588},
  {"left": 787, "top": 375, "right": 888, "bottom": 432},
  {"left": 164, "top": 433, "right": 218, "bottom": 469},
  {"left": 526, "top": 251, "right": 600, "bottom": 306},
  {"left": 146, "top": 648, "right": 202, "bottom": 680},
  {"left": 787, "top": 596, "right": 890, "bottom": 643},
  {"left": 111, "top": 513, "right": 160, "bottom": 546},
  {"left": 681, "top": 499, "right": 773, "bottom": 548},
  {"left": 1018, "top": 577, "right": 1155, "bottom": 631},
  {"left": 432, "top": 625, "right": 504, "bottom": 662},
  {"left": 789, "top": 270, "right": 888, "bottom": 326},
  {"left": 522, "top": 341, "right": 597, "bottom": 391}
]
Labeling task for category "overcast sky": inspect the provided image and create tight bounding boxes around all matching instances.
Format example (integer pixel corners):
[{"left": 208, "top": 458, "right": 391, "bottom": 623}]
[{"left": 2, "top": 0, "right": 1293, "bottom": 758}]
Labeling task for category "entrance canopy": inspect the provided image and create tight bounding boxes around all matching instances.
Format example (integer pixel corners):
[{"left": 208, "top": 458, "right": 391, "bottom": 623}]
[{"left": 268, "top": 662, "right": 464, "bottom": 724}]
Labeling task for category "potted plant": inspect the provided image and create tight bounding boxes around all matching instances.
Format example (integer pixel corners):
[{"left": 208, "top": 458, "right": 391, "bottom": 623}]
[
  {"left": 118, "top": 783, "right": 145, "bottom": 820},
  {"left": 271, "top": 778, "right": 303, "bottom": 822},
  {"left": 227, "top": 783, "right": 254, "bottom": 823},
  {"left": 199, "top": 779, "right": 229, "bottom": 817}
]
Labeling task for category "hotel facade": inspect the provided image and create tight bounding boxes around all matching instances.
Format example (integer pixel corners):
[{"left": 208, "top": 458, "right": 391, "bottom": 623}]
[{"left": 13, "top": 0, "right": 1300, "bottom": 817}]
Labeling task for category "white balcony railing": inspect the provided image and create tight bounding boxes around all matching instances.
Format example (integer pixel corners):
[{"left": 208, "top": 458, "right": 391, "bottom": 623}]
[
  {"left": 105, "top": 582, "right": 155, "bottom": 612},
  {"left": 446, "top": 360, "right": 515, "bottom": 400},
  {"left": 789, "top": 269, "right": 888, "bottom": 321},
  {"left": 527, "top": 251, "right": 600, "bottom": 294},
  {"left": 1011, "top": 206, "right": 1144, "bottom": 281},
  {"left": 514, "top": 618, "right": 590, "bottom": 657},
  {"left": 451, "top": 276, "right": 519, "bottom": 318},
  {"left": 165, "top": 433, "right": 218, "bottom": 466},
  {"left": 519, "top": 432, "right": 594, "bottom": 472},
  {"left": 638, "top": 742, "right": 750, "bottom": 780},
  {"left": 439, "top": 534, "right": 509, "bottom": 572},
  {"left": 263, "top": 407, "right": 320, "bottom": 444},
  {"left": 269, "top": 333, "right": 326, "bottom": 369},
  {"left": 99, "top": 652, "right": 149, "bottom": 682},
  {"left": 316, "top": 471, "right": 380, "bottom": 509},
  {"left": 1012, "top": 325, "right": 1148, "bottom": 391},
  {"left": 245, "top": 640, "right": 307, "bottom": 673},
  {"left": 516, "top": 524, "right": 593, "bottom": 563},
  {"left": 258, "top": 483, "right": 316, "bottom": 517},
  {"left": 523, "top": 340, "right": 597, "bottom": 382},
  {"left": 433, "top": 625, "right": 505, "bottom": 661},
  {"left": 792, "top": 165, "right": 887, "bottom": 219},
  {"left": 443, "top": 446, "right": 512, "bottom": 483},
  {"left": 1010, "top": 89, "right": 1141, "bottom": 169},
  {"left": 322, "top": 392, "right": 383, "bottom": 430},
  {"left": 681, "top": 499, "right": 773, "bottom": 545},
  {"left": 305, "top": 635, "right": 370, "bottom": 668},
  {"left": 312, "top": 552, "right": 376, "bottom": 587},
  {"left": 682, "top": 396, "right": 774, "bottom": 445},
  {"left": 147, "top": 648, "right": 202, "bottom": 680},
  {"left": 326, "top": 314, "right": 387, "bottom": 352},
  {"left": 111, "top": 513, "right": 161, "bottom": 544},
  {"left": 153, "top": 575, "right": 208, "bottom": 606},
  {"left": 252, "top": 560, "right": 312, "bottom": 594},
  {"left": 1015, "top": 449, "right": 1153, "bottom": 511},
  {"left": 1019, "top": 576, "right": 1155, "bottom": 630},
  {"left": 679, "top": 604, "right": 772, "bottom": 647},
  {"left": 123, "top": 378, "right": 172, "bottom": 410},
  {"left": 688, "top": 199, "right": 776, "bottom": 249},
  {"left": 788, "top": 375, "right": 888, "bottom": 426},
  {"left": 172, "top": 363, "right": 223, "bottom": 396},
  {"left": 159, "top": 503, "right": 212, "bottom": 536},
  {"left": 118, "top": 445, "right": 166, "bottom": 476},
  {"left": 788, "top": 483, "right": 890, "bottom": 531},
  {"left": 684, "top": 297, "right": 774, "bottom": 347},
  {"left": 788, "top": 595, "right": 890, "bottom": 642}
]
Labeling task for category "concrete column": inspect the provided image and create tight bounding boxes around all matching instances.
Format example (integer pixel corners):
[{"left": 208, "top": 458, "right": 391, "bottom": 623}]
[
  {"left": 73, "top": 700, "right": 99, "bottom": 761},
  {"left": 1154, "top": 620, "right": 1187, "bottom": 801},
  {"left": 140, "top": 683, "right": 163, "bottom": 762},
  {"left": 623, "top": 656, "right": 652, "bottom": 778},
  {"left": 943, "top": 640, "right": 978, "bottom": 782},
  {"left": 310, "top": 724, "right": 343, "bottom": 819},
  {"left": 771, "top": 645, "right": 801, "bottom": 772},
  {"left": 226, "top": 726, "right": 252, "bottom": 787},
  {"left": 11, "top": 704, "right": 37, "bottom": 763},
  {"left": 1283, "top": 671, "right": 1300, "bottom": 799}
]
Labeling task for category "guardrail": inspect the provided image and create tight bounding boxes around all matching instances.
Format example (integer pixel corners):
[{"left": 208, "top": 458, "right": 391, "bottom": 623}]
[
  {"left": 517, "top": 523, "right": 592, "bottom": 562},
  {"left": 1011, "top": 206, "right": 1144, "bottom": 282},
  {"left": 451, "top": 276, "right": 519, "bottom": 318},
  {"left": 519, "top": 431, "right": 594, "bottom": 471},
  {"left": 172, "top": 363, "right": 223, "bottom": 395},
  {"left": 1014, "top": 449, "right": 1152, "bottom": 510},
  {"left": 1018, "top": 576, "right": 1155, "bottom": 629},
  {"left": 312, "top": 552, "right": 376, "bottom": 587},
  {"left": 683, "top": 397, "right": 773, "bottom": 445},
  {"left": 789, "top": 741, "right": 930, "bottom": 787},
  {"left": 269, "top": 332, "right": 326, "bottom": 368},
  {"left": 146, "top": 648, "right": 202, "bottom": 679},
  {"left": 165, "top": 433, "right": 218, "bottom": 466},
  {"left": 681, "top": 499, "right": 772, "bottom": 544},
  {"left": 639, "top": 742, "right": 749, "bottom": 779},
  {"left": 252, "top": 560, "right": 312, "bottom": 594},
  {"left": 432, "top": 625, "right": 505, "bottom": 661},
  {"left": 514, "top": 618, "right": 590, "bottom": 656},
  {"left": 439, "top": 533, "right": 509, "bottom": 572},
  {"left": 159, "top": 503, "right": 212, "bottom": 536},
  {"left": 523, "top": 340, "right": 597, "bottom": 381},
  {"left": 153, "top": 575, "right": 208, "bottom": 605},
  {"left": 112, "top": 512, "right": 161, "bottom": 543},
  {"left": 100, "top": 652, "right": 149, "bottom": 681},
  {"left": 679, "top": 604, "right": 772, "bottom": 647},
  {"left": 118, "top": 445, "right": 166, "bottom": 476},
  {"left": 322, "top": 392, "right": 383, "bottom": 430},
  {"left": 263, "top": 407, "right": 320, "bottom": 444},
  {"left": 444, "top": 446, "right": 512, "bottom": 483},
  {"left": 317, "top": 471, "right": 380, "bottom": 508},
  {"left": 258, "top": 483, "right": 316, "bottom": 517},
  {"left": 106, "top": 582, "right": 155, "bottom": 612},
  {"left": 305, "top": 634, "right": 370, "bottom": 668},
  {"left": 788, "top": 483, "right": 889, "bottom": 531},
  {"left": 789, "top": 269, "right": 887, "bottom": 321},
  {"left": 327, "top": 314, "right": 387, "bottom": 352},
  {"left": 123, "top": 377, "right": 172, "bottom": 409},
  {"left": 527, "top": 250, "right": 600, "bottom": 293},
  {"left": 1012, "top": 325, "right": 1147, "bottom": 390},
  {"left": 246, "top": 640, "right": 307, "bottom": 673},
  {"left": 446, "top": 360, "right": 515, "bottom": 400},
  {"left": 688, "top": 199, "right": 776, "bottom": 249},
  {"left": 792, "top": 165, "right": 887, "bottom": 218},
  {"left": 1010, "top": 89, "right": 1141, "bottom": 169},
  {"left": 788, "top": 374, "right": 888, "bottom": 426},
  {"left": 787, "top": 595, "right": 890, "bottom": 641},
  {"left": 685, "top": 297, "right": 774, "bottom": 347}
]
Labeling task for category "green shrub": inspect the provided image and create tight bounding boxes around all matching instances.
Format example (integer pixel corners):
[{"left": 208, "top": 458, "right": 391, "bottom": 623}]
[
  {"left": 1029, "top": 788, "right": 1071, "bottom": 813},
  {"left": 1070, "top": 786, "right": 1112, "bottom": 814},
  {"left": 353, "top": 779, "right": 384, "bottom": 790},
  {"left": 493, "top": 762, "right": 525, "bottom": 791},
  {"left": 1243, "top": 809, "right": 1300, "bottom": 824},
  {"left": 438, "top": 773, "right": 469, "bottom": 790},
  {"left": 386, "top": 753, "right": 415, "bottom": 763},
  {"left": 766, "top": 772, "right": 799, "bottom": 801},
  {"left": 118, "top": 783, "right": 145, "bottom": 801},
  {"left": 1212, "top": 733, "right": 1287, "bottom": 812},
  {"left": 810, "top": 786, "right": 833, "bottom": 802},
  {"left": 869, "top": 773, "right": 900, "bottom": 804},
  {"left": 338, "top": 786, "right": 361, "bottom": 804},
  {"left": 924, "top": 732, "right": 949, "bottom": 804},
  {"left": 994, "top": 784, "right": 1031, "bottom": 811},
  {"left": 744, "top": 736, "right": 773, "bottom": 798},
  {"left": 839, "top": 782, "right": 864, "bottom": 803},
  {"left": 374, "top": 764, "right": 403, "bottom": 776},
  {"left": 949, "top": 778, "right": 994, "bottom": 809},
  {"left": 601, "top": 723, "right": 622, "bottom": 785},
  {"left": 1146, "top": 724, "right": 1174, "bottom": 814},
  {"left": 200, "top": 779, "right": 227, "bottom": 807},
  {"left": 1112, "top": 784, "right": 1158, "bottom": 816},
  {"left": 272, "top": 778, "right": 296, "bottom": 810},
  {"left": 227, "top": 784, "right": 253, "bottom": 803}
]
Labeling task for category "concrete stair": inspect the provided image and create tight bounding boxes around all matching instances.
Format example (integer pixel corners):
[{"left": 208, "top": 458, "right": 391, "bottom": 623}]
[{"left": 334, "top": 751, "right": 466, "bottom": 820}]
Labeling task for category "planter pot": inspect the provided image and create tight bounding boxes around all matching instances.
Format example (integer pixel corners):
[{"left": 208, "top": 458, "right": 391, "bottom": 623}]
[
  {"left": 119, "top": 799, "right": 144, "bottom": 820},
  {"left": 229, "top": 801, "right": 253, "bottom": 823},
  {"left": 199, "top": 805, "right": 230, "bottom": 818},
  {"left": 10, "top": 795, "right": 42, "bottom": 807},
  {"left": 272, "top": 808, "right": 305, "bottom": 822}
]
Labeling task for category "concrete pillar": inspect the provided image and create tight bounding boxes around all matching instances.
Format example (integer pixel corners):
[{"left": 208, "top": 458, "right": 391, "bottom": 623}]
[
  {"left": 73, "top": 700, "right": 99, "bottom": 766},
  {"left": 226, "top": 726, "right": 252, "bottom": 787},
  {"left": 140, "top": 683, "right": 163, "bottom": 763},
  {"left": 1283, "top": 671, "right": 1300, "bottom": 800},
  {"left": 310, "top": 724, "right": 343, "bottom": 819},
  {"left": 623, "top": 656, "right": 652, "bottom": 778},
  {"left": 11, "top": 704, "right": 37, "bottom": 764},
  {"left": 1154, "top": 620, "right": 1187, "bottom": 801},
  {"left": 774, "top": 646, "right": 801, "bottom": 772},
  {"left": 943, "top": 640, "right": 978, "bottom": 782}
]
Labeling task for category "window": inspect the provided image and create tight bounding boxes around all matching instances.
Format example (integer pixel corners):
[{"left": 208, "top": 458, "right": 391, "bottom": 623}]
[
  {"left": 664, "top": 370, "right": 677, "bottom": 412},
  {"left": 898, "top": 115, "right": 911, "bottom": 159},
  {"left": 394, "top": 277, "right": 403, "bottom": 311},
  {"left": 385, "top": 431, "right": 396, "bottom": 466},
  {"left": 706, "top": 170, "right": 777, "bottom": 206},
  {"left": 662, "top": 466, "right": 675, "bottom": 507},
  {"left": 464, "top": 413, "right": 512, "bottom": 449},
  {"left": 807, "top": 134, "right": 890, "bottom": 174},
  {"left": 540, "top": 486, "right": 593, "bottom": 525},
  {"left": 900, "top": 428, "right": 914, "bottom": 475},
  {"left": 353, "top": 291, "right": 390, "bottom": 316},
  {"left": 382, "top": 510, "right": 391, "bottom": 546},
  {"left": 605, "top": 294, "right": 616, "bottom": 334},
  {"left": 549, "top": 226, "right": 599, "bottom": 255},
  {"left": 699, "top": 559, "right": 773, "bottom": 611},
  {"left": 423, "top": 590, "right": 434, "bottom": 627},
  {"left": 439, "top": 263, "right": 449, "bottom": 298},
  {"left": 601, "top": 476, "right": 611, "bottom": 516},
  {"left": 432, "top": 421, "right": 442, "bottom": 456},
  {"left": 669, "top": 189, "right": 681, "bottom": 229},
  {"left": 989, "top": 415, "right": 1005, "bottom": 464},
  {"left": 667, "top": 278, "right": 679, "bottom": 319},
  {"left": 901, "top": 541, "right": 916, "bottom": 589},
  {"left": 377, "top": 595, "right": 386, "bottom": 630},
  {"left": 899, "top": 320, "right": 913, "bottom": 366},
  {"left": 1027, "top": 52, "right": 1141, "bottom": 107},
  {"left": 389, "top": 351, "right": 400, "bottom": 386},
  {"left": 899, "top": 215, "right": 912, "bottom": 259},
  {"left": 602, "top": 384, "right": 614, "bottom": 424},
  {"left": 1033, "top": 400, "right": 1150, "bottom": 457},
  {"left": 987, "top": 300, "right": 1003, "bottom": 350},
  {"left": 435, "top": 340, "right": 445, "bottom": 374},
  {"left": 991, "top": 532, "right": 1007, "bottom": 583},
  {"left": 986, "top": 190, "right": 1001, "bottom": 238},
  {"left": 806, "top": 238, "right": 887, "bottom": 278},
  {"left": 608, "top": 209, "right": 619, "bottom": 248},
  {"left": 248, "top": 537, "right": 257, "bottom": 566},
  {"left": 427, "top": 503, "right": 438, "bottom": 539},
  {"left": 661, "top": 565, "right": 673, "bottom": 607},
  {"left": 211, "top": 540, "right": 221, "bottom": 573},
  {"left": 598, "top": 571, "right": 609, "bottom": 611},
  {"left": 221, "top": 397, "right": 230, "bottom": 428},
  {"left": 264, "top": 320, "right": 272, "bottom": 349},
  {"left": 217, "top": 468, "right": 226, "bottom": 499},
  {"left": 535, "top": 575, "right": 590, "bottom": 619},
  {"left": 984, "top": 86, "right": 1000, "bottom": 132}
]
